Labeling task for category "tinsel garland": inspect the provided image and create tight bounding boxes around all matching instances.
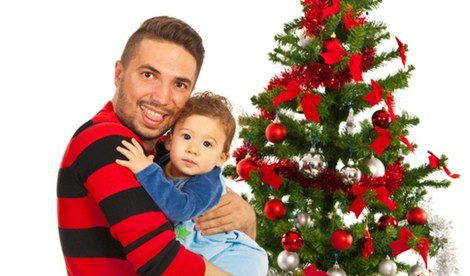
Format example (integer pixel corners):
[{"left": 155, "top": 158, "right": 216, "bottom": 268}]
[
  {"left": 300, "top": 0, "right": 328, "bottom": 37},
  {"left": 266, "top": 47, "right": 376, "bottom": 92}
]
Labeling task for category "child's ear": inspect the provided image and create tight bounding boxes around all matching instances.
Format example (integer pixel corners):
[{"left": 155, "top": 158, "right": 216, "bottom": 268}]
[
  {"left": 164, "top": 132, "right": 173, "bottom": 151},
  {"left": 216, "top": 152, "right": 230, "bottom": 167}
]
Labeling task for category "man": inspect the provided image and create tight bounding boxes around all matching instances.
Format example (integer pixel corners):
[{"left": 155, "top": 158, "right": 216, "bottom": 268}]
[{"left": 57, "top": 16, "right": 256, "bottom": 275}]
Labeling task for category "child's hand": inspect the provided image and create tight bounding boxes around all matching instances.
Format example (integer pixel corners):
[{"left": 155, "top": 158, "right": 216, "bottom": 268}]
[{"left": 115, "top": 138, "right": 154, "bottom": 174}]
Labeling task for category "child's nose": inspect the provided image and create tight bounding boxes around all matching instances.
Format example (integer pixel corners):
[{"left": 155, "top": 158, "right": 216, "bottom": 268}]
[{"left": 186, "top": 143, "right": 199, "bottom": 155}]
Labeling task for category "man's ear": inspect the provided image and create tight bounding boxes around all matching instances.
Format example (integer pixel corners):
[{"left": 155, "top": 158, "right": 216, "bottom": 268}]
[
  {"left": 164, "top": 132, "right": 173, "bottom": 151},
  {"left": 216, "top": 152, "right": 230, "bottom": 167},
  {"left": 114, "top": 60, "right": 123, "bottom": 87}
]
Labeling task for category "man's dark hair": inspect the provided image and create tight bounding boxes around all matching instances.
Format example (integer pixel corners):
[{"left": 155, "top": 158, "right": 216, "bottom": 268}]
[{"left": 121, "top": 16, "right": 205, "bottom": 80}]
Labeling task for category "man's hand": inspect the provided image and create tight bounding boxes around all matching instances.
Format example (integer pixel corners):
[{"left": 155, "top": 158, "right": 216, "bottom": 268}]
[{"left": 194, "top": 187, "right": 257, "bottom": 239}]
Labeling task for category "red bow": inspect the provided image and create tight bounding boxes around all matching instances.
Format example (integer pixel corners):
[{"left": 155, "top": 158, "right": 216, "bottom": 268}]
[
  {"left": 399, "top": 135, "right": 415, "bottom": 153},
  {"left": 344, "top": 8, "right": 366, "bottom": 30},
  {"left": 260, "top": 164, "right": 283, "bottom": 190},
  {"left": 363, "top": 80, "right": 384, "bottom": 106},
  {"left": 349, "top": 53, "right": 363, "bottom": 82},
  {"left": 348, "top": 185, "right": 397, "bottom": 218},
  {"left": 390, "top": 227, "right": 429, "bottom": 268},
  {"left": 395, "top": 37, "right": 407, "bottom": 67},
  {"left": 273, "top": 81, "right": 322, "bottom": 122},
  {"left": 360, "top": 230, "right": 374, "bottom": 259},
  {"left": 320, "top": 39, "right": 347, "bottom": 65},
  {"left": 322, "top": 0, "right": 341, "bottom": 20},
  {"left": 385, "top": 92, "right": 397, "bottom": 121},
  {"left": 428, "top": 151, "right": 460, "bottom": 179},
  {"left": 303, "top": 263, "right": 329, "bottom": 276},
  {"left": 370, "top": 126, "right": 391, "bottom": 156}
]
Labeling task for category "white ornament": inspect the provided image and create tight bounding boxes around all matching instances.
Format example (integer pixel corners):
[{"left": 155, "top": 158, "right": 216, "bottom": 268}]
[
  {"left": 298, "top": 37, "right": 313, "bottom": 48},
  {"left": 267, "top": 267, "right": 280, "bottom": 276},
  {"left": 408, "top": 263, "right": 426, "bottom": 276},
  {"left": 378, "top": 255, "right": 397, "bottom": 275},
  {"left": 299, "top": 148, "right": 328, "bottom": 178},
  {"left": 277, "top": 250, "right": 299, "bottom": 271},
  {"left": 295, "top": 212, "right": 313, "bottom": 228},
  {"left": 340, "top": 158, "right": 362, "bottom": 185},
  {"left": 365, "top": 154, "right": 385, "bottom": 177},
  {"left": 345, "top": 107, "right": 356, "bottom": 134},
  {"left": 327, "top": 263, "right": 347, "bottom": 276}
]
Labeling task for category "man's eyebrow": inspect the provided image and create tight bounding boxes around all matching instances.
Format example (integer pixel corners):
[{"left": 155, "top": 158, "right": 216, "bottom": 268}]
[{"left": 139, "top": 64, "right": 192, "bottom": 87}]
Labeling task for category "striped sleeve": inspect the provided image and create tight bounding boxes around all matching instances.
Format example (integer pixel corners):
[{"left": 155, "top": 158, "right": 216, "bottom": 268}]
[{"left": 71, "top": 122, "right": 205, "bottom": 275}]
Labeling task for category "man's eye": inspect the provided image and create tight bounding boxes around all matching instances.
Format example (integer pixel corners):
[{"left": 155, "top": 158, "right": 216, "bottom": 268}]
[
  {"left": 183, "top": 134, "right": 191, "bottom": 140},
  {"left": 144, "top": 72, "right": 153, "bottom": 79},
  {"left": 203, "top": 141, "right": 212, "bottom": 148},
  {"left": 176, "top": 81, "right": 187, "bottom": 89}
]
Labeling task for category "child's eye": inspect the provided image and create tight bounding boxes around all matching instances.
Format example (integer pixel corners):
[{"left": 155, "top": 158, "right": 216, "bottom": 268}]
[
  {"left": 183, "top": 133, "right": 191, "bottom": 140},
  {"left": 203, "top": 141, "right": 212, "bottom": 148}
]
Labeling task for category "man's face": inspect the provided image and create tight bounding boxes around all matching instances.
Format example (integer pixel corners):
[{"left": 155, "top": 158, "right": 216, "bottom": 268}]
[
  {"left": 113, "top": 39, "right": 197, "bottom": 147},
  {"left": 168, "top": 114, "right": 229, "bottom": 178}
]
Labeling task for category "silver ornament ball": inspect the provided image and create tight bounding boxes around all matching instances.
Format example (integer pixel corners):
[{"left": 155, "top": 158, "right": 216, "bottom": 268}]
[
  {"left": 340, "top": 159, "right": 362, "bottom": 185},
  {"left": 299, "top": 148, "right": 328, "bottom": 178},
  {"left": 267, "top": 267, "right": 280, "bottom": 276},
  {"left": 408, "top": 263, "right": 426, "bottom": 276},
  {"left": 295, "top": 212, "right": 313, "bottom": 228},
  {"left": 298, "top": 37, "right": 313, "bottom": 48},
  {"left": 327, "top": 263, "right": 347, "bottom": 276},
  {"left": 277, "top": 250, "right": 299, "bottom": 271},
  {"left": 365, "top": 155, "right": 385, "bottom": 177},
  {"left": 378, "top": 255, "right": 397, "bottom": 276}
]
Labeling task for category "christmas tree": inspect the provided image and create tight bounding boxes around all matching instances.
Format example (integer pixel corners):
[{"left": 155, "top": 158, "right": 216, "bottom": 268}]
[{"left": 222, "top": 0, "right": 460, "bottom": 274}]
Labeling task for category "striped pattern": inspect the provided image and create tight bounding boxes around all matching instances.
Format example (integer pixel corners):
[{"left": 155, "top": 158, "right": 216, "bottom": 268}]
[{"left": 57, "top": 102, "right": 205, "bottom": 275}]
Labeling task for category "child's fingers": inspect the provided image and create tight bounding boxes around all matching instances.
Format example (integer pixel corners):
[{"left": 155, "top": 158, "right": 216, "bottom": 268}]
[
  {"left": 147, "top": 155, "right": 155, "bottom": 161},
  {"left": 116, "top": 145, "right": 134, "bottom": 160},
  {"left": 131, "top": 138, "right": 145, "bottom": 154},
  {"left": 115, "top": 158, "right": 131, "bottom": 167},
  {"left": 121, "top": 140, "right": 139, "bottom": 156}
]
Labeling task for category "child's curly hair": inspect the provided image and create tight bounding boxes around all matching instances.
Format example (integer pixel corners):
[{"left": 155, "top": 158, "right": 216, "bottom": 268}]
[{"left": 172, "top": 91, "right": 236, "bottom": 153}]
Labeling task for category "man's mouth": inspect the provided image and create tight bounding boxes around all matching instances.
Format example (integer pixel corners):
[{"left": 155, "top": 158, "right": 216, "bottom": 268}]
[{"left": 140, "top": 105, "right": 168, "bottom": 123}]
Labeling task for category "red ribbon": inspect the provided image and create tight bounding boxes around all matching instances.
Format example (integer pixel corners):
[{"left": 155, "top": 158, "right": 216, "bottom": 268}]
[
  {"left": 428, "top": 151, "right": 460, "bottom": 179},
  {"left": 363, "top": 80, "right": 384, "bottom": 106},
  {"left": 260, "top": 164, "right": 283, "bottom": 190},
  {"left": 395, "top": 37, "right": 407, "bottom": 67},
  {"left": 390, "top": 227, "right": 429, "bottom": 268},
  {"left": 322, "top": 0, "right": 341, "bottom": 20},
  {"left": 361, "top": 230, "right": 374, "bottom": 259},
  {"left": 399, "top": 135, "right": 415, "bottom": 153},
  {"left": 320, "top": 39, "right": 347, "bottom": 65},
  {"left": 349, "top": 53, "right": 363, "bottom": 82},
  {"left": 301, "top": 93, "right": 322, "bottom": 122},
  {"left": 370, "top": 126, "right": 391, "bottom": 156},
  {"left": 273, "top": 81, "right": 322, "bottom": 122},
  {"left": 344, "top": 8, "right": 366, "bottom": 30},
  {"left": 349, "top": 185, "right": 397, "bottom": 218},
  {"left": 385, "top": 92, "right": 397, "bottom": 121}
]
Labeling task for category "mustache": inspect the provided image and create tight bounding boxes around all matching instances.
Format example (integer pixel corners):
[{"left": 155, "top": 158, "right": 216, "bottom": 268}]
[{"left": 138, "top": 100, "right": 175, "bottom": 116}]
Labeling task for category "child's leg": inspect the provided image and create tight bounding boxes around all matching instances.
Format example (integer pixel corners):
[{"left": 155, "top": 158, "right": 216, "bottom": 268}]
[{"left": 209, "top": 243, "right": 269, "bottom": 276}]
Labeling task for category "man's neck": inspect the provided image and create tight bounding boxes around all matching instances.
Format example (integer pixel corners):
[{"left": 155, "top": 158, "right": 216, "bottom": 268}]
[{"left": 142, "top": 139, "right": 157, "bottom": 153}]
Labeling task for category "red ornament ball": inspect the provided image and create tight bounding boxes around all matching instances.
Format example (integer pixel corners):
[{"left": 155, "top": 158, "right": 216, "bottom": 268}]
[
  {"left": 264, "top": 198, "right": 286, "bottom": 221},
  {"left": 330, "top": 229, "right": 353, "bottom": 251},
  {"left": 407, "top": 207, "right": 427, "bottom": 225},
  {"left": 372, "top": 110, "right": 392, "bottom": 129},
  {"left": 377, "top": 215, "right": 399, "bottom": 230},
  {"left": 236, "top": 158, "right": 258, "bottom": 180},
  {"left": 265, "top": 122, "right": 287, "bottom": 143},
  {"left": 281, "top": 230, "right": 304, "bottom": 252}
]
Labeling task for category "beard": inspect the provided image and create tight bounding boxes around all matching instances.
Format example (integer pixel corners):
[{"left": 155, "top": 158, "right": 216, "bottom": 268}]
[{"left": 114, "top": 85, "right": 176, "bottom": 142}]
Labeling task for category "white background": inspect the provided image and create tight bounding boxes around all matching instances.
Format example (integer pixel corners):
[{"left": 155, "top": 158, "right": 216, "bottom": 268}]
[{"left": 0, "top": 0, "right": 468, "bottom": 274}]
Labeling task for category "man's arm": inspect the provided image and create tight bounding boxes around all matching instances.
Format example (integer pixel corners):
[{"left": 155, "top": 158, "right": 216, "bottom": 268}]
[
  {"left": 194, "top": 186, "right": 257, "bottom": 240},
  {"left": 72, "top": 123, "right": 206, "bottom": 275},
  {"left": 136, "top": 163, "right": 223, "bottom": 222}
]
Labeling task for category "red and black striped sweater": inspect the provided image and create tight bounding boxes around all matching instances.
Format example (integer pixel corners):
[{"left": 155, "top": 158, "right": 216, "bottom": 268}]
[{"left": 57, "top": 102, "right": 205, "bottom": 275}]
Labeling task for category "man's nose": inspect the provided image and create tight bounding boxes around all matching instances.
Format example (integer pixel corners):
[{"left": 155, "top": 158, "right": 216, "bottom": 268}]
[{"left": 150, "top": 81, "right": 172, "bottom": 106}]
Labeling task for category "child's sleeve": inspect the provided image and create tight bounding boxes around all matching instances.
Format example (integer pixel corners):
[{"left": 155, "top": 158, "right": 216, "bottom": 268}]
[{"left": 136, "top": 164, "right": 223, "bottom": 222}]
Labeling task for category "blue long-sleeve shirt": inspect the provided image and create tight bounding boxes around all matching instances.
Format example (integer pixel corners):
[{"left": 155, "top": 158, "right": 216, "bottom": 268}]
[{"left": 135, "top": 162, "right": 223, "bottom": 222}]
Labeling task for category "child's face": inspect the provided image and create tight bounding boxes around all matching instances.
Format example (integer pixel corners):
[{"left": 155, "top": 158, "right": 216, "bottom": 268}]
[{"left": 168, "top": 114, "right": 229, "bottom": 177}]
